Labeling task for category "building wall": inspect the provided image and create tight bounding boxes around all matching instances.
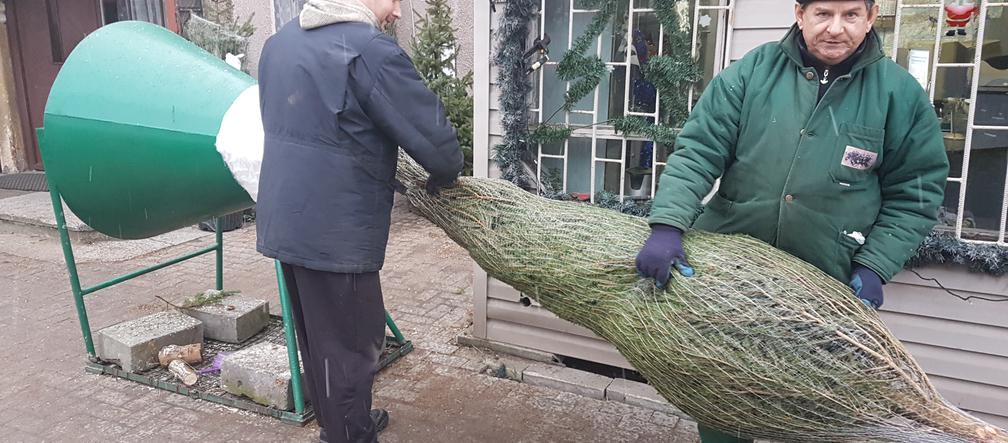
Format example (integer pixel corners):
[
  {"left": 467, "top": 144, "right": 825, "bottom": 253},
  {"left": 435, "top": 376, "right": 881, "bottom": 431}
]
[
  {"left": 0, "top": 0, "right": 26, "bottom": 173},
  {"left": 233, "top": 0, "right": 276, "bottom": 78},
  {"left": 475, "top": 0, "right": 1008, "bottom": 429}
]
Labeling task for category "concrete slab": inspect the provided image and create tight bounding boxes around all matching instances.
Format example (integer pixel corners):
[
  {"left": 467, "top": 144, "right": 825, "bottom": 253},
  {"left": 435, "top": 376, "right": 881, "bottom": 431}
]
[
  {"left": 456, "top": 333, "right": 559, "bottom": 364},
  {"left": 523, "top": 364, "right": 612, "bottom": 400},
  {"left": 95, "top": 311, "right": 204, "bottom": 373},
  {"left": 0, "top": 189, "right": 33, "bottom": 200},
  {"left": 220, "top": 342, "right": 303, "bottom": 410},
  {"left": 606, "top": 378, "right": 689, "bottom": 418},
  {"left": 182, "top": 295, "right": 269, "bottom": 343},
  {"left": 0, "top": 192, "right": 100, "bottom": 241}
]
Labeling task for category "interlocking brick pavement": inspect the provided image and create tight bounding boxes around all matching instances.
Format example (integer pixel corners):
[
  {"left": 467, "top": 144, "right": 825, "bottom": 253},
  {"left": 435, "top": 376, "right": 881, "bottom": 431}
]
[{"left": 0, "top": 194, "right": 698, "bottom": 442}]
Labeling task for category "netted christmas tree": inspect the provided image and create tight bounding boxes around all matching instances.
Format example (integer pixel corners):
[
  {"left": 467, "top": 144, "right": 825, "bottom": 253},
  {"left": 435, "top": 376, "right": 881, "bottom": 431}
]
[
  {"left": 411, "top": 0, "right": 474, "bottom": 175},
  {"left": 183, "top": 12, "right": 255, "bottom": 73}
]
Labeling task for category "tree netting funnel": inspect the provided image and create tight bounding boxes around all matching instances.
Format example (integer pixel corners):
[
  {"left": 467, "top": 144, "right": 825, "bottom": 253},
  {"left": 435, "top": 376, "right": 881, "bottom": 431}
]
[{"left": 39, "top": 21, "right": 257, "bottom": 240}]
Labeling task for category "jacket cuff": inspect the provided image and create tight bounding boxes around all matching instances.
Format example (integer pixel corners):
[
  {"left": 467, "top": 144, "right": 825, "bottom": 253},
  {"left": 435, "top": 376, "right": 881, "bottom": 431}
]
[
  {"left": 852, "top": 256, "right": 894, "bottom": 283},
  {"left": 646, "top": 214, "right": 690, "bottom": 233}
]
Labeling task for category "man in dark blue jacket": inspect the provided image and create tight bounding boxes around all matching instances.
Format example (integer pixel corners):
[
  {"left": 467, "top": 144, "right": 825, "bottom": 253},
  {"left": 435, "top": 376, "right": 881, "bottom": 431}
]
[{"left": 256, "top": 0, "right": 464, "bottom": 441}]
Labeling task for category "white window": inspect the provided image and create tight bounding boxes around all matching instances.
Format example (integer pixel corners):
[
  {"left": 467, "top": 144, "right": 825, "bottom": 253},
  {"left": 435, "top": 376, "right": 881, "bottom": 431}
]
[
  {"left": 531, "top": 0, "right": 734, "bottom": 202},
  {"left": 887, "top": 0, "right": 1008, "bottom": 245}
]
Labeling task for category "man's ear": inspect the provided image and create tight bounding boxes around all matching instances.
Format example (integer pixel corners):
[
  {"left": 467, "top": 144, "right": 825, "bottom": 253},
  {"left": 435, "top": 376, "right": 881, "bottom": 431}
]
[
  {"left": 866, "top": 3, "right": 880, "bottom": 32},
  {"left": 794, "top": 3, "right": 805, "bottom": 29}
]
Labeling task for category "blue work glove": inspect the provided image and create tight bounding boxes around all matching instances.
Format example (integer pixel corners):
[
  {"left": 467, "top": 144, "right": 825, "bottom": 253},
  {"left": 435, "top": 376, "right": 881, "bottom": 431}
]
[
  {"left": 635, "top": 224, "right": 694, "bottom": 288},
  {"left": 849, "top": 264, "right": 883, "bottom": 309},
  {"left": 425, "top": 174, "right": 457, "bottom": 197}
]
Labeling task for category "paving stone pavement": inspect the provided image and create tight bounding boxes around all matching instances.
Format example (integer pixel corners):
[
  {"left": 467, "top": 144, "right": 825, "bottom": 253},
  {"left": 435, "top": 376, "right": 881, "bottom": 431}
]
[{"left": 0, "top": 194, "right": 699, "bottom": 442}]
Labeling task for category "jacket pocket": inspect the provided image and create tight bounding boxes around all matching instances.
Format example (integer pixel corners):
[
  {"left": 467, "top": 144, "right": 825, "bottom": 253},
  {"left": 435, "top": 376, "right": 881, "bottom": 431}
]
[
  {"left": 835, "top": 227, "right": 867, "bottom": 277},
  {"left": 829, "top": 123, "right": 885, "bottom": 185}
]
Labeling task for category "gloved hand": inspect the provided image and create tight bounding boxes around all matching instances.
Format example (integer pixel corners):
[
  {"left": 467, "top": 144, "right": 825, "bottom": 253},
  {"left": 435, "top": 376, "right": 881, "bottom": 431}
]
[
  {"left": 635, "top": 224, "right": 694, "bottom": 288},
  {"left": 849, "top": 264, "right": 883, "bottom": 309},
  {"left": 425, "top": 174, "right": 457, "bottom": 197}
]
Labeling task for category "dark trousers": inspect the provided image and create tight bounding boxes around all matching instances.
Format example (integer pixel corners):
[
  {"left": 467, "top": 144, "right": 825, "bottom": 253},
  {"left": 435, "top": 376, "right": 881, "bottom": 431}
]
[{"left": 281, "top": 263, "right": 386, "bottom": 443}]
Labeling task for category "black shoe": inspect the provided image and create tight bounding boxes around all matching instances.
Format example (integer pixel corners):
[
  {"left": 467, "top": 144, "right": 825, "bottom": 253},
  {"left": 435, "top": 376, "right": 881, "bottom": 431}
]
[
  {"left": 370, "top": 409, "right": 389, "bottom": 433},
  {"left": 946, "top": 29, "right": 956, "bottom": 37},
  {"left": 958, "top": 28, "right": 967, "bottom": 36}
]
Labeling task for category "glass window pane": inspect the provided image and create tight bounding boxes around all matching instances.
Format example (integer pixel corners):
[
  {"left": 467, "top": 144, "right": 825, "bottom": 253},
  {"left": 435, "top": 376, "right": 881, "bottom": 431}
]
[
  {"left": 963, "top": 140, "right": 1006, "bottom": 234},
  {"left": 567, "top": 138, "right": 593, "bottom": 194},
  {"left": 692, "top": 6, "right": 727, "bottom": 100},
  {"left": 541, "top": 64, "right": 567, "bottom": 125},
  {"left": 635, "top": 0, "right": 655, "bottom": 9},
  {"left": 595, "top": 138, "right": 623, "bottom": 160},
  {"left": 540, "top": 157, "right": 566, "bottom": 192},
  {"left": 894, "top": 6, "right": 941, "bottom": 91},
  {"left": 595, "top": 159, "right": 623, "bottom": 195},
  {"left": 602, "top": 65, "right": 628, "bottom": 121},
  {"left": 543, "top": 0, "right": 571, "bottom": 51},
  {"left": 593, "top": 139, "right": 623, "bottom": 195},
  {"left": 573, "top": 12, "right": 599, "bottom": 54},
  {"left": 625, "top": 140, "right": 655, "bottom": 199},
  {"left": 937, "top": 180, "right": 962, "bottom": 229},
  {"left": 874, "top": 1, "right": 896, "bottom": 59},
  {"left": 540, "top": 139, "right": 564, "bottom": 156},
  {"left": 937, "top": 20, "right": 978, "bottom": 63},
  {"left": 604, "top": 0, "right": 631, "bottom": 63},
  {"left": 934, "top": 67, "right": 973, "bottom": 152},
  {"left": 655, "top": 142, "right": 673, "bottom": 164}
]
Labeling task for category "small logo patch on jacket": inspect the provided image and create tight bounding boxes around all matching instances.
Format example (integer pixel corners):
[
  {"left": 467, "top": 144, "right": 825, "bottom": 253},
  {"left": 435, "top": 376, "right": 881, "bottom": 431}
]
[{"left": 841, "top": 146, "right": 878, "bottom": 170}]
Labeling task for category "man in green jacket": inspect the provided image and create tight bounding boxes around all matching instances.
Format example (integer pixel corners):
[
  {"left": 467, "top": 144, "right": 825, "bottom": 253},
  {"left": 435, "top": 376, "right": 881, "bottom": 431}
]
[{"left": 635, "top": 1, "right": 949, "bottom": 441}]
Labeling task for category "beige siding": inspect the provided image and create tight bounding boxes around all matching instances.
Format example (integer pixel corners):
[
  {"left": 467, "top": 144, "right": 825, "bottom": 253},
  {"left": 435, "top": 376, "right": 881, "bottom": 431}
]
[
  {"left": 885, "top": 265, "right": 1008, "bottom": 428},
  {"left": 728, "top": 0, "right": 793, "bottom": 62},
  {"left": 473, "top": 0, "right": 1008, "bottom": 429}
]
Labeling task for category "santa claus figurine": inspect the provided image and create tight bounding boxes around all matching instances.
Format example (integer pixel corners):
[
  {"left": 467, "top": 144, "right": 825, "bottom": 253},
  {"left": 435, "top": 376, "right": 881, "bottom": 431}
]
[{"left": 944, "top": 0, "right": 978, "bottom": 36}]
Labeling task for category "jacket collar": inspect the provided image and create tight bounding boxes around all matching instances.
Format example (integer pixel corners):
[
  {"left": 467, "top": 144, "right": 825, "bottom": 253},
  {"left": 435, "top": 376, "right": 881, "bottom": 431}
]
[{"left": 779, "top": 23, "right": 885, "bottom": 76}]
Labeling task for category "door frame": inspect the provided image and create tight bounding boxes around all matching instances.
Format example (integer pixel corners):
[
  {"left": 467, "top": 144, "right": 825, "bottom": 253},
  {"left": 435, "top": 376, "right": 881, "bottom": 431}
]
[{"left": 6, "top": 0, "right": 104, "bottom": 170}]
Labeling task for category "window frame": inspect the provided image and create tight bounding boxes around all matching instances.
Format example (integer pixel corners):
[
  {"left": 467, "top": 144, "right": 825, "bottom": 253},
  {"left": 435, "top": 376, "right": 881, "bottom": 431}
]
[{"left": 532, "top": 0, "right": 735, "bottom": 202}]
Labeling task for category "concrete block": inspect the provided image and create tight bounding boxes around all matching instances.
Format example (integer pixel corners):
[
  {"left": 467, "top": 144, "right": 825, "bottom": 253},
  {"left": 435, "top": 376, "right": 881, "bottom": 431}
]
[
  {"left": 95, "top": 311, "right": 203, "bottom": 373},
  {"left": 606, "top": 378, "right": 688, "bottom": 418},
  {"left": 522, "top": 364, "right": 612, "bottom": 400},
  {"left": 502, "top": 359, "right": 531, "bottom": 382},
  {"left": 220, "top": 342, "right": 303, "bottom": 410},
  {"left": 456, "top": 333, "right": 559, "bottom": 364},
  {"left": 183, "top": 295, "right": 269, "bottom": 343}
]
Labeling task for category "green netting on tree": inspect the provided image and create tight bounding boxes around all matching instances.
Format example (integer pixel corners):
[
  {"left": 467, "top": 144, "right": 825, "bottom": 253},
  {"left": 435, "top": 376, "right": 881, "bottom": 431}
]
[{"left": 395, "top": 151, "right": 1007, "bottom": 443}]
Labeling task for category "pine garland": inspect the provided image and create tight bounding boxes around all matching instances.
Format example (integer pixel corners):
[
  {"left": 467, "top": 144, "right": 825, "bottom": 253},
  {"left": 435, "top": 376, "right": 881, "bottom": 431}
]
[
  {"left": 528, "top": 124, "right": 574, "bottom": 145},
  {"left": 645, "top": 0, "right": 701, "bottom": 128},
  {"left": 555, "top": 0, "right": 620, "bottom": 111},
  {"left": 908, "top": 230, "right": 1008, "bottom": 276},
  {"left": 493, "top": 0, "right": 538, "bottom": 188}
]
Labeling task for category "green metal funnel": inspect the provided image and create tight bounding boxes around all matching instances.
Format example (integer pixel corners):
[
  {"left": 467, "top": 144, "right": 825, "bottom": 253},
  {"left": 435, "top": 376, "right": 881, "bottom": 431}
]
[{"left": 40, "top": 21, "right": 257, "bottom": 239}]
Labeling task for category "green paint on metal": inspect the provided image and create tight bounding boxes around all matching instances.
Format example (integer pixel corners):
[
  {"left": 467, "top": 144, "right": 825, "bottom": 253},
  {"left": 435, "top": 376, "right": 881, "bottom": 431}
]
[
  {"left": 40, "top": 21, "right": 254, "bottom": 239},
  {"left": 47, "top": 178, "right": 96, "bottom": 357},
  {"left": 216, "top": 218, "right": 224, "bottom": 290},
  {"left": 275, "top": 260, "right": 306, "bottom": 415},
  {"left": 81, "top": 243, "right": 219, "bottom": 296},
  {"left": 385, "top": 310, "right": 406, "bottom": 344}
]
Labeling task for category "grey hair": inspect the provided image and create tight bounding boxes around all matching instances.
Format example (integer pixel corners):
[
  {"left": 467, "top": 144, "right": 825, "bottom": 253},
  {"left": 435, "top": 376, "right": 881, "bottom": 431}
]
[{"left": 798, "top": 1, "right": 876, "bottom": 10}]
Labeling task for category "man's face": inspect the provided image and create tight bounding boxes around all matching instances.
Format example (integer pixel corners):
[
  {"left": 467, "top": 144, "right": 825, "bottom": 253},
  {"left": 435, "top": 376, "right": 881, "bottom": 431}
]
[
  {"left": 795, "top": 1, "right": 879, "bottom": 65},
  {"left": 365, "top": 0, "right": 401, "bottom": 28}
]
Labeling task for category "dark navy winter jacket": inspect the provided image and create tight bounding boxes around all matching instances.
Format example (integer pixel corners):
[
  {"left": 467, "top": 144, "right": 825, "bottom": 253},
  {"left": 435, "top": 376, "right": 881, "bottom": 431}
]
[{"left": 256, "top": 20, "right": 463, "bottom": 273}]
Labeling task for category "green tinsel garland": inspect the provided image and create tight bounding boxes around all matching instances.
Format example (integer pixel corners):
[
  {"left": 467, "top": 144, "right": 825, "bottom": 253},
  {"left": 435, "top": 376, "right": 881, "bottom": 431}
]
[
  {"left": 555, "top": 0, "right": 620, "bottom": 111},
  {"left": 493, "top": 0, "right": 538, "bottom": 188},
  {"left": 908, "top": 230, "right": 1008, "bottom": 276},
  {"left": 528, "top": 124, "right": 574, "bottom": 145}
]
